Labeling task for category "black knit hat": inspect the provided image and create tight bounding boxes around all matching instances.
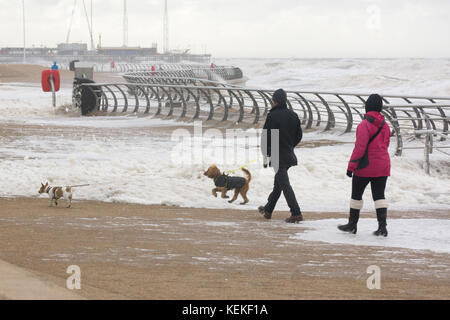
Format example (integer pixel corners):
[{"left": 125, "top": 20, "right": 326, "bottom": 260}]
[
  {"left": 272, "top": 89, "right": 287, "bottom": 106},
  {"left": 365, "top": 94, "right": 383, "bottom": 113}
]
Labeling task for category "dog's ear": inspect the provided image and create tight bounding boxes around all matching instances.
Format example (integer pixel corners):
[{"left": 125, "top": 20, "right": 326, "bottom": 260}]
[{"left": 41, "top": 183, "right": 44, "bottom": 186}]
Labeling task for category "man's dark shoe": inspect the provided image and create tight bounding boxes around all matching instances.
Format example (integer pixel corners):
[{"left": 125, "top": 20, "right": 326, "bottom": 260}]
[
  {"left": 264, "top": 212, "right": 272, "bottom": 220},
  {"left": 258, "top": 206, "right": 272, "bottom": 219},
  {"left": 285, "top": 214, "right": 303, "bottom": 223}
]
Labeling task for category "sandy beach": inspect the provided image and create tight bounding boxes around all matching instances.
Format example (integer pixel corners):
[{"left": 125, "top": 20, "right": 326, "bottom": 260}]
[
  {"left": 0, "top": 64, "right": 123, "bottom": 85},
  {"left": 0, "top": 197, "right": 448, "bottom": 300},
  {"left": 0, "top": 63, "right": 449, "bottom": 300}
]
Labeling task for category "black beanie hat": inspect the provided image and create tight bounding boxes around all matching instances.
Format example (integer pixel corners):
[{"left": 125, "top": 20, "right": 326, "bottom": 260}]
[
  {"left": 365, "top": 94, "right": 383, "bottom": 113},
  {"left": 272, "top": 89, "right": 287, "bottom": 106}
]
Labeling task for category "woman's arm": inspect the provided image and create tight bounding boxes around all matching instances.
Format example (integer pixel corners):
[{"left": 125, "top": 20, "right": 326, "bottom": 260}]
[{"left": 347, "top": 121, "right": 370, "bottom": 172}]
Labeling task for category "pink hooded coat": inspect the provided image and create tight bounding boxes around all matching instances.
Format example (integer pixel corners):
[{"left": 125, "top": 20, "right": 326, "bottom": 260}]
[{"left": 347, "top": 111, "right": 391, "bottom": 177}]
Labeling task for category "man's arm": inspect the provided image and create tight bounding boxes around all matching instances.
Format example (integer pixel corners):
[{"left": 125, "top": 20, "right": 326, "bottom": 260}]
[
  {"left": 295, "top": 114, "right": 303, "bottom": 146},
  {"left": 261, "top": 114, "right": 272, "bottom": 158}
]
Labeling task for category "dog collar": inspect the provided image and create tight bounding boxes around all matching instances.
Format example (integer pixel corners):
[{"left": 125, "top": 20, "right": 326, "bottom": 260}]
[{"left": 214, "top": 173, "right": 226, "bottom": 182}]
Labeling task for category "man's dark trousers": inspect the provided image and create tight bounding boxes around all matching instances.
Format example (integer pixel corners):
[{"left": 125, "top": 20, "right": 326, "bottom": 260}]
[{"left": 264, "top": 166, "right": 301, "bottom": 216}]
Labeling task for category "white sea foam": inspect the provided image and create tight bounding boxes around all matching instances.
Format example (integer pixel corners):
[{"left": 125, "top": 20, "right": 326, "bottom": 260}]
[
  {"left": 0, "top": 126, "right": 448, "bottom": 212},
  {"left": 0, "top": 59, "right": 449, "bottom": 212},
  {"left": 217, "top": 58, "right": 450, "bottom": 96},
  {"left": 289, "top": 218, "right": 450, "bottom": 254},
  {"left": 0, "top": 83, "right": 73, "bottom": 119}
]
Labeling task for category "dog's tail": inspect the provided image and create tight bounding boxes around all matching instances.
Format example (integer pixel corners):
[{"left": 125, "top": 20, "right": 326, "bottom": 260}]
[{"left": 242, "top": 168, "right": 251, "bottom": 183}]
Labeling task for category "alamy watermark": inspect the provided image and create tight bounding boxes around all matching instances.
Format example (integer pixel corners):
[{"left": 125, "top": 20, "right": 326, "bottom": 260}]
[
  {"left": 170, "top": 121, "right": 280, "bottom": 170},
  {"left": 66, "top": 265, "right": 81, "bottom": 290},
  {"left": 366, "top": 265, "right": 381, "bottom": 290}
]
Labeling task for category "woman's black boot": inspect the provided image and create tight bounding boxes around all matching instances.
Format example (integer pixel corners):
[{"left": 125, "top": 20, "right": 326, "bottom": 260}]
[
  {"left": 338, "top": 208, "right": 360, "bottom": 234},
  {"left": 374, "top": 208, "right": 388, "bottom": 237}
]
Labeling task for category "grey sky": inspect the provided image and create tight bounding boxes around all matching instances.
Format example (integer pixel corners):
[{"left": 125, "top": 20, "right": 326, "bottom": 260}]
[{"left": 0, "top": 0, "right": 449, "bottom": 58}]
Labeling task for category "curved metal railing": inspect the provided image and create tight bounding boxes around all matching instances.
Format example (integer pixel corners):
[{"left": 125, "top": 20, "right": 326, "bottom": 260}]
[
  {"left": 60, "top": 62, "right": 244, "bottom": 80},
  {"left": 58, "top": 62, "right": 106, "bottom": 72},
  {"left": 121, "top": 65, "right": 243, "bottom": 81},
  {"left": 123, "top": 74, "right": 242, "bottom": 88},
  {"left": 73, "top": 82, "right": 450, "bottom": 158}
]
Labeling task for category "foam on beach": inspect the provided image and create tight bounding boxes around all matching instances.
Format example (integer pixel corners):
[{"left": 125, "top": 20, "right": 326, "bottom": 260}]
[
  {"left": 0, "top": 59, "right": 449, "bottom": 212},
  {"left": 289, "top": 218, "right": 450, "bottom": 254}
]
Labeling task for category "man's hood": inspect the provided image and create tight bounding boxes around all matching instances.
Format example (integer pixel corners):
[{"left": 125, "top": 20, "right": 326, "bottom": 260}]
[{"left": 269, "top": 103, "right": 288, "bottom": 112}]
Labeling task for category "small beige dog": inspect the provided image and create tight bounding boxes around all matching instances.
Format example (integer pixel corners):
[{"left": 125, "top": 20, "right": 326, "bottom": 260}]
[{"left": 39, "top": 182, "right": 73, "bottom": 208}]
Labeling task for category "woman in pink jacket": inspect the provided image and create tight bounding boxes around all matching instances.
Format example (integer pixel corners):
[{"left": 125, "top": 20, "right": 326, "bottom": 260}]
[{"left": 338, "top": 94, "right": 391, "bottom": 237}]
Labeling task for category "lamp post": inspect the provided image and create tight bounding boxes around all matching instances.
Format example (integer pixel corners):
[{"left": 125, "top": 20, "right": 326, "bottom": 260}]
[{"left": 22, "top": 0, "right": 26, "bottom": 63}]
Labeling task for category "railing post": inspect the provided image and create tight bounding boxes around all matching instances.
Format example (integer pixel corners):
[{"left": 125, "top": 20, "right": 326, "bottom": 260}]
[{"left": 424, "top": 131, "right": 431, "bottom": 175}]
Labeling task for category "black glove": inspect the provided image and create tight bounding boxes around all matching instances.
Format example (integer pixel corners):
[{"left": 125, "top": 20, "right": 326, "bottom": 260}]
[
  {"left": 346, "top": 170, "right": 353, "bottom": 178},
  {"left": 263, "top": 157, "right": 270, "bottom": 168}
]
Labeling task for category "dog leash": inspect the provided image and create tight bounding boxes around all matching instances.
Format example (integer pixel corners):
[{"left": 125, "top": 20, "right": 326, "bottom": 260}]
[
  {"left": 44, "top": 184, "right": 90, "bottom": 190},
  {"left": 49, "top": 184, "right": 90, "bottom": 188},
  {"left": 224, "top": 158, "right": 259, "bottom": 174}
]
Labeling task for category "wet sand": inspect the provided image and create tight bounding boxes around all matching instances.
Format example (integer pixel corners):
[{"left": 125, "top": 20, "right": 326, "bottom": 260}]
[
  {"left": 0, "top": 64, "right": 448, "bottom": 300},
  {"left": 0, "top": 197, "right": 448, "bottom": 300}
]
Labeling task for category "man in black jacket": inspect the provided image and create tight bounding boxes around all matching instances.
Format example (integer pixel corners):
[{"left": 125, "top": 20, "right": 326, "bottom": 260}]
[{"left": 259, "top": 89, "right": 304, "bottom": 223}]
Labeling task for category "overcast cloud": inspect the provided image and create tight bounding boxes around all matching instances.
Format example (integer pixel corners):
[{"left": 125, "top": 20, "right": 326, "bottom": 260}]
[{"left": 0, "top": 0, "right": 449, "bottom": 58}]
